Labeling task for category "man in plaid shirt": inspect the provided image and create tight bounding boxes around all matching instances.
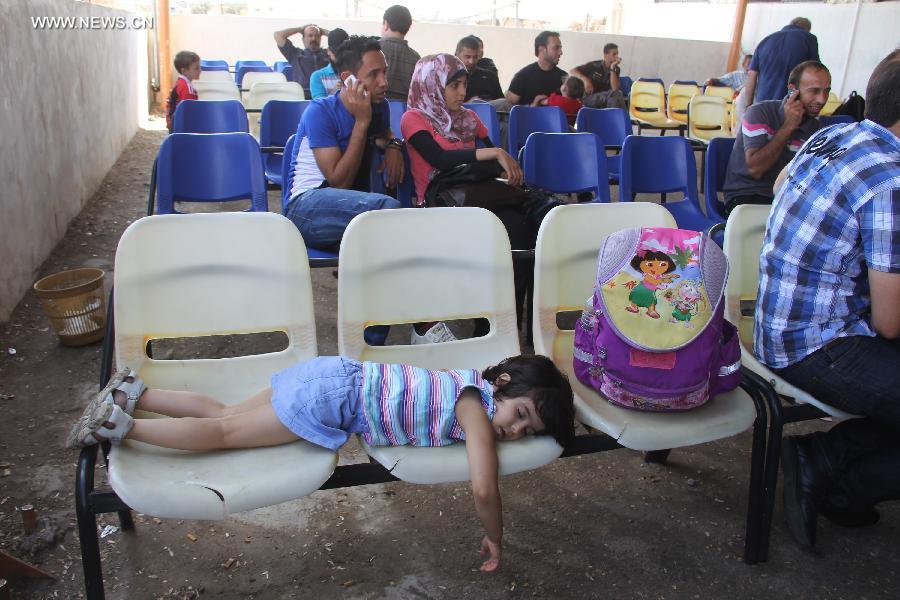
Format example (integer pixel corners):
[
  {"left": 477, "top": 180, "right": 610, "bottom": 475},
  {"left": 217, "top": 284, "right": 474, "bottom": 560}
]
[{"left": 755, "top": 51, "right": 900, "bottom": 550}]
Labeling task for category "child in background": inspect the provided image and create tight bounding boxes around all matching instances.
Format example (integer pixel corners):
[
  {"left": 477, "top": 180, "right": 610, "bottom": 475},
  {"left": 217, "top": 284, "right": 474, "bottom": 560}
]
[
  {"left": 166, "top": 50, "right": 201, "bottom": 133},
  {"left": 67, "top": 354, "right": 575, "bottom": 573},
  {"left": 546, "top": 76, "right": 585, "bottom": 126}
]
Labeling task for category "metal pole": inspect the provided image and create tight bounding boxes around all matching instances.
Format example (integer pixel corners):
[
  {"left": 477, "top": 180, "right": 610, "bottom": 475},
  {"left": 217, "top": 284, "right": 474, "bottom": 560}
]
[
  {"left": 155, "top": 0, "right": 171, "bottom": 108},
  {"left": 726, "top": 0, "right": 748, "bottom": 72}
]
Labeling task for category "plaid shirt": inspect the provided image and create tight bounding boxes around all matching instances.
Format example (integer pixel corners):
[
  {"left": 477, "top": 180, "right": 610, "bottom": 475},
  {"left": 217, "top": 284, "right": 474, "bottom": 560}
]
[
  {"left": 755, "top": 119, "right": 900, "bottom": 368},
  {"left": 380, "top": 37, "right": 420, "bottom": 101}
]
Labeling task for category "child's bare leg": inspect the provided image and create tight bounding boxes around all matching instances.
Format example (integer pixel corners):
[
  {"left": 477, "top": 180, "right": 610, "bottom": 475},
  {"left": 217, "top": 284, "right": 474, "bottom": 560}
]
[
  {"left": 133, "top": 387, "right": 272, "bottom": 419},
  {"left": 127, "top": 401, "right": 297, "bottom": 451}
]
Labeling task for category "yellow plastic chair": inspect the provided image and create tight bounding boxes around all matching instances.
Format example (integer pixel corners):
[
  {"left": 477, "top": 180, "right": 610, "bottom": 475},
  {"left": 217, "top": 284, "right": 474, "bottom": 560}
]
[
  {"left": 704, "top": 84, "right": 735, "bottom": 130},
  {"left": 197, "top": 69, "right": 234, "bottom": 83},
  {"left": 666, "top": 81, "right": 700, "bottom": 125},
  {"left": 532, "top": 203, "right": 758, "bottom": 449},
  {"left": 336, "top": 207, "right": 562, "bottom": 483},
  {"left": 629, "top": 79, "right": 682, "bottom": 134},
  {"left": 721, "top": 205, "right": 859, "bottom": 421},
  {"left": 687, "top": 95, "right": 731, "bottom": 143},
  {"left": 245, "top": 82, "right": 305, "bottom": 137},
  {"left": 241, "top": 70, "right": 287, "bottom": 91},
  {"left": 107, "top": 213, "right": 337, "bottom": 519},
  {"left": 819, "top": 92, "right": 841, "bottom": 117},
  {"left": 193, "top": 80, "right": 241, "bottom": 101}
]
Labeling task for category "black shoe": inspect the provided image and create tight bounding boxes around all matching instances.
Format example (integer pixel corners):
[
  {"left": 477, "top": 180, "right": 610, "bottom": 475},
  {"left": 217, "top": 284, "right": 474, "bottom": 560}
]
[
  {"left": 781, "top": 435, "right": 828, "bottom": 548},
  {"left": 820, "top": 505, "right": 880, "bottom": 528}
]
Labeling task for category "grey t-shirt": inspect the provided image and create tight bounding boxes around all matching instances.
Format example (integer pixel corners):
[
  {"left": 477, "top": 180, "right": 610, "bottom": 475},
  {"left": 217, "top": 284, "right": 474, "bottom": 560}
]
[{"left": 723, "top": 98, "right": 822, "bottom": 202}]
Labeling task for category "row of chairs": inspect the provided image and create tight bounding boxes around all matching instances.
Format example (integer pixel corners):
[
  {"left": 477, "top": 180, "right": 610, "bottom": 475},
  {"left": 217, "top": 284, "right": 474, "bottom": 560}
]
[
  {"left": 76, "top": 203, "right": 784, "bottom": 598},
  {"left": 199, "top": 59, "right": 293, "bottom": 87}
]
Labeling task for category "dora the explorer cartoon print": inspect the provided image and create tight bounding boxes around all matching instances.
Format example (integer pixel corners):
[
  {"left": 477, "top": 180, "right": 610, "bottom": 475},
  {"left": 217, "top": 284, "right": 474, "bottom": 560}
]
[
  {"left": 665, "top": 279, "right": 705, "bottom": 328},
  {"left": 624, "top": 250, "right": 680, "bottom": 319}
]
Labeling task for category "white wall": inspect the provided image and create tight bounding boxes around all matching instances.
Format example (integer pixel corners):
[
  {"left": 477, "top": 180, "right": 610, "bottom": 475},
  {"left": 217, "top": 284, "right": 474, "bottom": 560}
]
[
  {"left": 169, "top": 14, "right": 730, "bottom": 92},
  {"left": 0, "top": 0, "right": 148, "bottom": 320}
]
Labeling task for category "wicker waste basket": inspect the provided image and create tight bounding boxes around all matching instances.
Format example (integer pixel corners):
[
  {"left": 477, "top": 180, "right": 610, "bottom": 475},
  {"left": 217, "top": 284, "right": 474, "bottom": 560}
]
[{"left": 33, "top": 268, "right": 106, "bottom": 346}]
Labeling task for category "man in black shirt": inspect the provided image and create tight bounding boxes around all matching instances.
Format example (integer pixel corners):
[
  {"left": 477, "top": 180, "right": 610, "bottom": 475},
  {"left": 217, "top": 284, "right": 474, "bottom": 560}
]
[
  {"left": 570, "top": 42, "right": 626, "bottom": 109},
  {"left": 455, "top": 36, "right": 503, "bottom": 102},
  {"left": 274, "top": 23, "right": 330, "bottom": 97},
  {"left": 505, "top": 31, "right": 567, "bottom": 106}
]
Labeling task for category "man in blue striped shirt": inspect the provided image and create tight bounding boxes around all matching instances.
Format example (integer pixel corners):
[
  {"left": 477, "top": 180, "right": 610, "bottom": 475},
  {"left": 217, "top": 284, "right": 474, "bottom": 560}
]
[{"left": 755, "top": 51, "right": 900, "bottom": 549}]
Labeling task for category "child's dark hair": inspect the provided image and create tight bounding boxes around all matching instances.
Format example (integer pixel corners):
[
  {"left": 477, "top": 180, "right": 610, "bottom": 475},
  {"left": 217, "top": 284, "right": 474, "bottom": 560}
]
[
  {"left": 564, "top": 76, "right": 585, "bottom": 100},
  {"left": 335, "top": 35, "right": 383, "bottom": 76},
  {"left": 482, "top": 355, "right": 575, "bottom": 446},
  {"left": 630, "top": 250, "right": 675, "bottom": 273},
  {"left": 174, "top": 50, "right": 199, "bottom": 74}
]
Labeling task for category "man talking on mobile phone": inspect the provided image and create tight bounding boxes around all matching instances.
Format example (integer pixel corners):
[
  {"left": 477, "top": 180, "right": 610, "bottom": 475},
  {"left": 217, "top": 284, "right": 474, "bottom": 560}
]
[{"left": 722, "top": 60, "right": 830, "bottom": 216}]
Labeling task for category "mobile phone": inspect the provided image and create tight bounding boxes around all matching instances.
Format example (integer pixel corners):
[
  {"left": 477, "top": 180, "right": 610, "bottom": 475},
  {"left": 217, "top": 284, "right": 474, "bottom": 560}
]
[
  {"left": 344, "top": 74, "right": 368, "bottom": 96},
  {"left": 788, "top": 87, "right": 799, "bottom": 99}
]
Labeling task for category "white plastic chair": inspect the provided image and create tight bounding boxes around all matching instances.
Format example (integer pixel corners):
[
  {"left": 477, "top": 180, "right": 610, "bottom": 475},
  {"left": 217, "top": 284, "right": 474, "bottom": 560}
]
[
  {"left": 241, "top": 70, "right": 287, "bottom": 91},
  {"left": 245, "top": 82, "right": 305, "bottom": 137},
  {"left": 336, "top": 207, "right": 562, "bottom": 483},
  {"left": 107, "top": 213, "right": 337, "bottom": 519},
  {"left": 193, "top": 80, "right": 240, "bottom": 101},
  {"left": 532, "top": 203, "right": 758, "bottom": 450},
  {"left": 721, "top": 205, "right": 859, "bottom": 421},
  {"left": 198, "top": 69, "right": 234, "bottom": 83}
]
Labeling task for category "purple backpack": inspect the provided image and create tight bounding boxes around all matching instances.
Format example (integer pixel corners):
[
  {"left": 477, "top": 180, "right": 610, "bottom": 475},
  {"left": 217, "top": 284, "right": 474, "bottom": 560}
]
[{"left": 573, "top": 227, "right": 741, "bottom": 411}]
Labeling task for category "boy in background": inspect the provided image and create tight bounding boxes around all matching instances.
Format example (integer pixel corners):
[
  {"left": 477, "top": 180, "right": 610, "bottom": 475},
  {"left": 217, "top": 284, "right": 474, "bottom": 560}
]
[
  {"left": 546, "top": 76, "right": 584, "bottom": 126},
  {"left": 166, "top": 51, "right": 200, "bottom": 133}
]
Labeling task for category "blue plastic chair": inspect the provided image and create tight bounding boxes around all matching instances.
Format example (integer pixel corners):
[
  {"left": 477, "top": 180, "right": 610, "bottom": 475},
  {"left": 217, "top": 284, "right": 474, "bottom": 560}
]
[
  {"left": 154, "top": 133, "right": 268, "bottom": 215},
  {"left": 235, "top": 60, "right": 267, "bottom": 70},
  {"left": 619, "top": 75, "right": 633, "bottom": 97},
  {"left": 575, "top": 107, "right": 632, "bottom": 182},
  {"left": 260, "top": 100, "right": 311, "bottom": 186},
  {"left": 619, "top": 135, "right": 716, "bottom": 233},
  {"left": 236, "top": 65, "right": 273, "bottom": 87},
  {"left": 386, "top": 100, "right": 406, "bottom": 137},
  {"left": 703, "top": 136, "right": 735, "bottom": 224},
  {"left": 522, "top": 132, "right": 610, "bottom": 203},
  {"left": 200, "top": 59, "right": 229, "bottom": 71},
  {"left": 172, "top": 99, "right": 248, "bottom": 134},
  {"left": 463, "top": 102, "right": 502, "bottom": 147},
  {"left": 819, "top": 114, "right": 854, "bottom": 126},
  {"left": 283, "top": 65, "right": 295, "bottom": 83},
  {"left": 507, "top": 105, "right": 568, "bottom": 158},
  {"left": 273, "top": 60, "right": 290, "bottom": 73},
  {"left": 281, "top": 134, "right": 340, "bottom": 264}
]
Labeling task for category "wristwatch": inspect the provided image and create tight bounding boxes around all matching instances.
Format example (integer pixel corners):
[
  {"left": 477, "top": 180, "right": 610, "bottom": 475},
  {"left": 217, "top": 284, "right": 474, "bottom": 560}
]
[{"left": 386, "top": 137, "right": 404, "bottom": 150}]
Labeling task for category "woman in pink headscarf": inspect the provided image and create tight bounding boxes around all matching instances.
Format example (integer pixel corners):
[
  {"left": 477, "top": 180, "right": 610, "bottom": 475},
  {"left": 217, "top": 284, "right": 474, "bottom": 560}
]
[{"left": 401, "top": 53, "right": 522, "bottom": 208}]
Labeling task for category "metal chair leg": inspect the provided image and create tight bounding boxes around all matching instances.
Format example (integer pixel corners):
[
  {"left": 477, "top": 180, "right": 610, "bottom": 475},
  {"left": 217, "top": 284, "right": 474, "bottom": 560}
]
[
  {"left": 740, "top": 371, "right": 769, "bottom": 564},
  {"left": 76, "top": 446, "right": 106, "bottom": 600},
  {"left": 643, "top": 449, "right": 671, "bottom": 464}
]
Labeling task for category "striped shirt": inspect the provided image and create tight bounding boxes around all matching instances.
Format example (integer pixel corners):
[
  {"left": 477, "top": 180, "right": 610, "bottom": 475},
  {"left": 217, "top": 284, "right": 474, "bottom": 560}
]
[
  {"left": 360, "top": 362, "right": 495, "bottom": 447},
  {"left": 755, "top": 120, "right": 900, "bottom": 368}
]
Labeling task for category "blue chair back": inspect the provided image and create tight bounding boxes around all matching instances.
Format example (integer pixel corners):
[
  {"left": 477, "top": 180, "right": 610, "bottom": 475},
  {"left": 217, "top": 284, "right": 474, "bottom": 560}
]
[
  {"left": 703, "top": 136, "right": 735, "bottom": 222},
  {"left": 819, "top": 114, "right": 854, "bottom": 126},
  {"left": 200, "top": 59, "right": 229, "bottom": 71},
  {"left": 235, "top": 60, "right": 267, "bottom": 70},
  {"left": 273, "top": 60, "right": 290, "bottom": 73},
  {"left": 387, "top": 100, "right": 406, "bottom": 137},
  {"left": 260, "top": 100, "right": 311, "bottom": 185},
  {"left": 282, "top": 64, "right": 295, "bottom": 83},
  {"left": 464, "top": 102, "right": 502, "bottom": 147},
  {"left": 620, "top": 135, "right": 714, "bottom": 232},
  {"left": 618, "top": 75, "right": 633, "bottom": 96},
  {"left": 522, "top": 132, "right": 609, "bottom": 202},
  {"left": 575, "top": 107, "right": 631, "bottom": 146},
  {"left": 155, "top": 133, "right": 268, "bottom": 215},
  {"left": 236, "top": 65, "right": 273, "bottom": 87},
  {"left": 172, "top": 99, "right": 248, "bottom": 134},
  {"left": 507, "top": 105, "right": 567, "bottom": 157}
]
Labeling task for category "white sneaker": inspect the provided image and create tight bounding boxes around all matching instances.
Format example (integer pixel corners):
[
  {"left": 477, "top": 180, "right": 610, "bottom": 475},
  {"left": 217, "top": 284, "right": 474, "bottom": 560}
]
[{"left": 410, "top": 321, "right": 458, "bottom": 345}]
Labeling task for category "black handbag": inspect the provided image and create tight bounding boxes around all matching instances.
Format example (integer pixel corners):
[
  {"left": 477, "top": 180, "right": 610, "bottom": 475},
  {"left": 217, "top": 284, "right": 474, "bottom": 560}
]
[{"left": 423, "top": 161, "right": 529, "bottom": 210}]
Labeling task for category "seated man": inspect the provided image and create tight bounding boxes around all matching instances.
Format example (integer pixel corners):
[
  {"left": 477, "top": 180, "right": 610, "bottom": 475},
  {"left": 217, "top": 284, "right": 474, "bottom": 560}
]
[
  {"left": 504, "top": 30, "right": 567, "bottom": 107},
  {"left": 706, "top": 54, "right": 753, "bottom": 92},
  {"left": 722, "top": 60, "right": 830, "bottom": 216},
  {"left": 309, "top": 28, "right": 349, "bottom": 99},
  {"left": 274, "top": 23, "right": 330, "bottom": 97},
  {"left": 455, "top": 35, "right": 503, "bottom": 102},
  {"left": 284, "top": 35, "right": 403, "bottom": 251},
  {"left": 755, "top": 51, "right": 900, "bottom": 549},
  {"left": 569, "top": 42, "right": 627, "bottom": 110}
]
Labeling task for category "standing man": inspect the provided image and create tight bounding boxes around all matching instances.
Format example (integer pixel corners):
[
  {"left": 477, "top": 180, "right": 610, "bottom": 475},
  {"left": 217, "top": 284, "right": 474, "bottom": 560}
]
[
  {"left": 569, "top": 42, "right": 626, "bottom": 109},
  {"left": 380, "top": 5, "right": 420, "bottom": 101},
  {"left": 722, "top": 61, "right": 830, "bottom": 215},
  {"left": 505, "top": 31, "right": 566, "bottom": 107},
  {"left": 755, "top": 51, "right": 900, "bottom": 549},
  {"left": 745, "top": 17, "right": 819, "bottom": 105},
  {"left": 455, "top": 36, "right": 503, "bottom": 102},
  {"left": 274, "top": 23, "right": 330, "bottom": 97},
  {"left": 284, "top": 36, "right": 403, "bottom": 251}
]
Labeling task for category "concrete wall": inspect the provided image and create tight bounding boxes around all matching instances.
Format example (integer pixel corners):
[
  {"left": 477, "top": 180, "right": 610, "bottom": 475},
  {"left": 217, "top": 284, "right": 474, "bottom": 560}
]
[
  {"left": 0, "top": 0, "right": 148, "bottom": 320},
  {"left": 169, "top": 14, "right": 730, "bottom": 92}
]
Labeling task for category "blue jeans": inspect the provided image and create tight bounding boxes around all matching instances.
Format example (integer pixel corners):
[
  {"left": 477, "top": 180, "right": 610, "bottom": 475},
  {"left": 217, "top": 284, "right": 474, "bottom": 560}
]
[
  {"left": 776, "top": 335, "right": 900, "bottom": 511},
  {"left": 284, "top": 187, "right": 400, "bottom": 251}
]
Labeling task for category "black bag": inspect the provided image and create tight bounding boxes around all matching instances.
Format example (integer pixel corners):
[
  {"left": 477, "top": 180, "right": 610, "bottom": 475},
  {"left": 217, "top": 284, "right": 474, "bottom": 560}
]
[
  {"left": 423, "top": 161, "right": 529, "bottom": 210},
  {"left": 833, "top": 91, "right": 865, "bottom": 122}
]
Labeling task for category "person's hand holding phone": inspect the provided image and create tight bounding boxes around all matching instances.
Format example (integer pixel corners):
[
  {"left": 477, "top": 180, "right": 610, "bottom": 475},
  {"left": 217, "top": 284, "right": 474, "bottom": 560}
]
[
  {"left": 341, "top": 75, "right": 371, "bottom": 123},
  {"left": 784, "top": 87, "right": 804, "bottom": 128}
]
